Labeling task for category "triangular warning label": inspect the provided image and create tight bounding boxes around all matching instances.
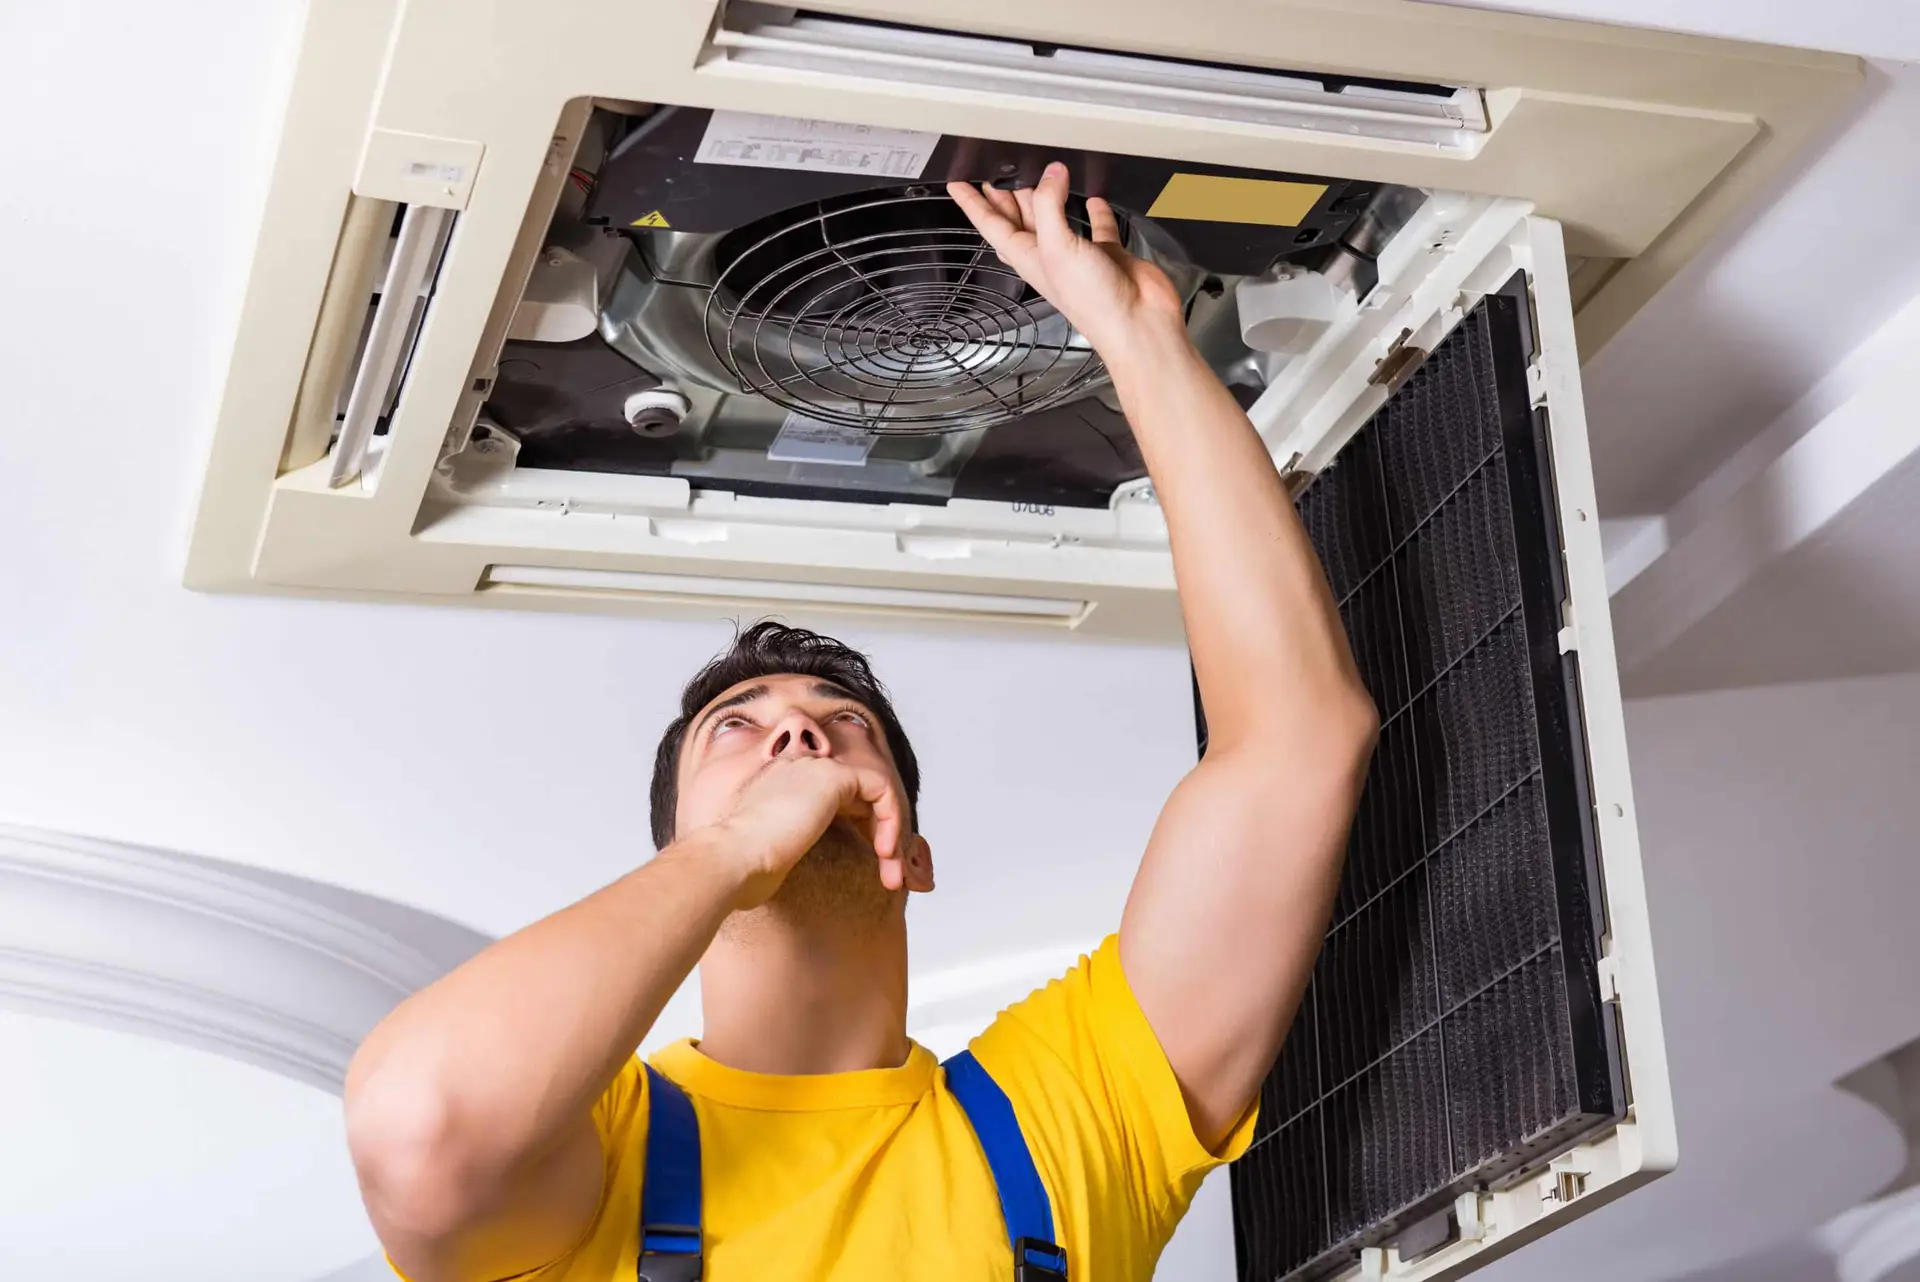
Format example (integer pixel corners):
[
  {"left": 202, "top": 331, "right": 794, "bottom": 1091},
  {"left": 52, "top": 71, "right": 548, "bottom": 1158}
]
[{"left": 630, "top": 210, "right": 671, "bottom": 228}]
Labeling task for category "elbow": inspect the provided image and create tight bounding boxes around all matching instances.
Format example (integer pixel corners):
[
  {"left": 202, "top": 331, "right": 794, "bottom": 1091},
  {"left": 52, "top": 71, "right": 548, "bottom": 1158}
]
[
  {"left": 1344, "top": 683, "right": 1381, "bottom": 762},
  {"left": 1308, "top": 682, "right": 1380, "bottom": 797},
  {"left": 345, "top": 1050, "right": 488, "bottom": 1244}
]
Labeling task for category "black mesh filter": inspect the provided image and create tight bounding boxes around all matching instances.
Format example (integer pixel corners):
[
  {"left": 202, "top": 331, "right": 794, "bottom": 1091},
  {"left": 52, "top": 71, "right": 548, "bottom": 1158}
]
[{"left": 1230, "top": 277, "right": 1623, "bottom": 1282}]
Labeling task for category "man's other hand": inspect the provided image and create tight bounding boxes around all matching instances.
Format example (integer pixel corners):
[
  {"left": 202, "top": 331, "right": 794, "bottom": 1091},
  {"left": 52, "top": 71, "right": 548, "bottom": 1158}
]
[
  {"left": 707, "top": 756, "right": 907, "bottom": 910},
  {"left": 947, "top": 162, "right": 1186, "bottom": 358}
]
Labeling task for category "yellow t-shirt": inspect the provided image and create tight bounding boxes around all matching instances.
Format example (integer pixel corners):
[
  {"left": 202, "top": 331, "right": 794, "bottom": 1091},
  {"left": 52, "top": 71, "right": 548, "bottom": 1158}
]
[{"left": 530, "top": 936, "right": 1256, "bottom": 1282}]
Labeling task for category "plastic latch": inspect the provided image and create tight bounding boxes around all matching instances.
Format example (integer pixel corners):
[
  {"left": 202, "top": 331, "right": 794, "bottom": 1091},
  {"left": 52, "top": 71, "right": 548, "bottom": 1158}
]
[
  {"left": 636, "top": 1252, "right": 702, "bottom": 1282},
  {"left": 1596, "top": 955, "right": 1621, "bottom": 1003},
  {"left": 638, "top": 1225, "right": 702, "bottom": 1282},
  {"left": 1456, "top": 1191, "right": 1488, "bottom": 1242}
]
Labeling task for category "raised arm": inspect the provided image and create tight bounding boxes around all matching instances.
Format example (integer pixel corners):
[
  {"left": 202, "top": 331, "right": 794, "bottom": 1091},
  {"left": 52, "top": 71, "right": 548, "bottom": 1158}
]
[
  {"left": 345, "top": 757, "right": 906, "bottom": 1282},
  {"left": 951, "top": 167, "right": 1377, "bottom": 1149}
]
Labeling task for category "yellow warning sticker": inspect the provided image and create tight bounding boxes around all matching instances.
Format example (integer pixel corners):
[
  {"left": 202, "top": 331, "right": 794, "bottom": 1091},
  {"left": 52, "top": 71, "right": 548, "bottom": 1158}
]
[
  {"left": 1145, "top": 174, "right": 1327, "bottom": 227},
  {"left": 630, "top": 210, "right": 671, "bottom": 228}
]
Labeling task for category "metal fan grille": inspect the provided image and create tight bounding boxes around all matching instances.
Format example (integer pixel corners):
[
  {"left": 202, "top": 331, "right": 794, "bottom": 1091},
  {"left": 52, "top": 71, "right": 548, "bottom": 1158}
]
[{"left": 703, "top": 191, "right": 1106, "bottom": 435}]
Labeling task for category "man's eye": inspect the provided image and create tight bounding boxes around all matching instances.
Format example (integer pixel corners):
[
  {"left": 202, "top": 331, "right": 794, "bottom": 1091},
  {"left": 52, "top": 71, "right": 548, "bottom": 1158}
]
[
  {"left": 831, "top": 710, "right": 870, "bottom": 726},
  {"left": 711, "top": 715, "right": 752, "bottom": 736}
]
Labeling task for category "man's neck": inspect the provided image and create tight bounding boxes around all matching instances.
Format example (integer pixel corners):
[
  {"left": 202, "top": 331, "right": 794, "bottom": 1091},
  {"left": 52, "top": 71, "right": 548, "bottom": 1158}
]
[{"left": 697, "top": 908, "right": 911, "bottom": 1076}]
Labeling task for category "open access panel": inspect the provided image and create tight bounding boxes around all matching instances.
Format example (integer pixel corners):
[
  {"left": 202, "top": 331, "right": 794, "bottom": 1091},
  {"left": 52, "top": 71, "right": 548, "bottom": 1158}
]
[{"left": 1219, "top": 267, "right": 1669, "bottom": 1281}]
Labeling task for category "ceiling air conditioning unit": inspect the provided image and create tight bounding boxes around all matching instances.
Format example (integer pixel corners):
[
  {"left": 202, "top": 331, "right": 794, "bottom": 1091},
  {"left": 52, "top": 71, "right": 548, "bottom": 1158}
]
[{"left": 186, "top": 2, "right": 1861, "bottom": 1277}]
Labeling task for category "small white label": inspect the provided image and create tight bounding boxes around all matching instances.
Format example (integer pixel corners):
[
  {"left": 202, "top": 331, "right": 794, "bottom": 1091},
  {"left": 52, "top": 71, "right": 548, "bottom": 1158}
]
[
  {"left": 768, "top": 413, "right": 876, "bottom": 466},
  {"left": 695, "top": 110, "right": 938, "bottom": 179},
  {"left": 405, "top": 160, "right": 466, "bottom": 183}
]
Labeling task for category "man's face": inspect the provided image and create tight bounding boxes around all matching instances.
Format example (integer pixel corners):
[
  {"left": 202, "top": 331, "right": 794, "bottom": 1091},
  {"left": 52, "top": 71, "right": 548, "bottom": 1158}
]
[{"left": 674, "top": 673, "right": 930, "bottom": 918}]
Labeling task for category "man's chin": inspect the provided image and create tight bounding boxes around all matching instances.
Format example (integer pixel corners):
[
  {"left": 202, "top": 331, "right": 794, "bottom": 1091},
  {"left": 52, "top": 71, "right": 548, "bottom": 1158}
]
[{"left": 765, "top": 825, "right": 893, "bottom": 924}]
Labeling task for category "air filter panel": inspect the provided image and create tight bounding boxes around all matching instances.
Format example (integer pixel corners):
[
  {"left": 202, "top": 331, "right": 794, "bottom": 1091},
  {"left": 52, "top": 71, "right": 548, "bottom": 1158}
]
[{"left": 1229, "top": 275, "right": 1623, "bottom": 1282}]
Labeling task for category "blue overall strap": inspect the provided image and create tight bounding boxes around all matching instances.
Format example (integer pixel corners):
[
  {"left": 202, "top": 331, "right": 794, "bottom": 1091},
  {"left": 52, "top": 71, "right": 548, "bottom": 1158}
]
[
  {"left": 638, "top": 1066, "right": 703, "bottom": 1282},
  {"left": 944, "top": 1050, "right": 1069, "bottom": 1281}
]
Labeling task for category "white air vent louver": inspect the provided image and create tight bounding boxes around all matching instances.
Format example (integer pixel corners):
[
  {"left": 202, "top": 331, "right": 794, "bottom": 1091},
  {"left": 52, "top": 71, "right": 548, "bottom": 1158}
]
[{"left": 707, "top": 6, "right": 1490, "bottom": 149}]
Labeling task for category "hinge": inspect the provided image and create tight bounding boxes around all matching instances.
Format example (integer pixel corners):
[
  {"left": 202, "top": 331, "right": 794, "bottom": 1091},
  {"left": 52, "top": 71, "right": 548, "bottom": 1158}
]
[
  {"left": 1279, "top": 451, "right": 1314, "bottom": 499},
  {"left": 1369, "top": 328, "right": 1429, "bottom": 396}
]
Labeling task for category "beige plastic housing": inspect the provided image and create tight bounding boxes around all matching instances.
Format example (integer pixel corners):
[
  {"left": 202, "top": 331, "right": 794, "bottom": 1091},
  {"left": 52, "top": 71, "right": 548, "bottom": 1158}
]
[{"left": 186, "top": 0, "right": 1858, "bottom": 638}]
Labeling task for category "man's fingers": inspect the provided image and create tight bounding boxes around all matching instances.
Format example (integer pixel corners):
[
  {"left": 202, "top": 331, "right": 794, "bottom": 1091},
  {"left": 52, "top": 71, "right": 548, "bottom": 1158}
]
[
  {"left": 845, "top": 765, "right": 903, "bottom": 863},
  {"left": 948, "top": 181, "right": 1018, "bottom": 245},
  {"left": 1011, "top": 184, "right": 1036, "bottom": 230},
  {"left": 1086, "top": 196, "right": 1121, "bottom": 246},
  {"left": 1031, "top": 162, "right": 1076, "bottom": 256},
  {"left": 950, "top": 180, "right": 1041, "bottom": 276},
  {"left": 981, "top": 182, "right": 1023, "bottom": 227}
]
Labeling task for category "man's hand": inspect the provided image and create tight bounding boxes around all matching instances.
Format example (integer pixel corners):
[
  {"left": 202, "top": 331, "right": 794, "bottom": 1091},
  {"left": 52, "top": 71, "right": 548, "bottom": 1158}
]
[
  {"left": 948, "top": 163, "right": 1186, "bottom": 358},
  {"left": 706, "top": 757, "right": 907, "bottom": 910}
]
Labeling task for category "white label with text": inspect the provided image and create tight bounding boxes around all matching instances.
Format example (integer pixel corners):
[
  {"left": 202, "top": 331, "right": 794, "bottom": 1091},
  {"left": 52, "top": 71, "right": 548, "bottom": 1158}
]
[
  {"left": 695, "top": 111, "right": 939, "bottom": 179},
  {"left": 767, "top": 413, "right": 877, "bottom": 466}
]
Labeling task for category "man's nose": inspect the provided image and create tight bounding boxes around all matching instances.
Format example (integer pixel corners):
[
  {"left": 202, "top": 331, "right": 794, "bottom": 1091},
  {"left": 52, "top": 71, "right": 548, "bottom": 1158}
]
[{"left": 765, "top": 709, "right": 832, "bottom": 760}]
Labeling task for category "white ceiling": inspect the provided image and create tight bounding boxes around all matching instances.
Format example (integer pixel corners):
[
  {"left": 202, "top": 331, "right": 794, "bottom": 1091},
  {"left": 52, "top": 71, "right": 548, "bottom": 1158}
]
[
  {"left": 1581, "top": 58, "right": 1920, "bottom": 515},
  {"left": 1630, "top": 446, "right": 1920, "bottom": 694},
  {"left": 2, "top": 0, "right": 1919, "bottom": 1279}
]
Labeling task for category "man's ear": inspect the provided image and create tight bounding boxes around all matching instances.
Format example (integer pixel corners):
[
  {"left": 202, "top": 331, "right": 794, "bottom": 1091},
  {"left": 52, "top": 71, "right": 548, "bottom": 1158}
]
[{"left": 904, "top": 834, "right": 935, "bottom": 893}]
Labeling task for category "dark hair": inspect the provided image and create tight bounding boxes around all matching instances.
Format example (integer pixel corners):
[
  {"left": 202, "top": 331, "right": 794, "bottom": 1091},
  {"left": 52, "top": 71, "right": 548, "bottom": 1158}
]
[{"left": 649, "top": 621, "right": 921, "bottom": 850}]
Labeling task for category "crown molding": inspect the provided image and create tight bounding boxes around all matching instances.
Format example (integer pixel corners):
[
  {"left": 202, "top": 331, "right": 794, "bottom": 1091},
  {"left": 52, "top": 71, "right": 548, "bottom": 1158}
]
[
  {"left": 0, "top": 823, "right": 481, "bottom": 1092},
  {"left": 1823, "top": 1185, "right": 1920, "bottom": 1282}
]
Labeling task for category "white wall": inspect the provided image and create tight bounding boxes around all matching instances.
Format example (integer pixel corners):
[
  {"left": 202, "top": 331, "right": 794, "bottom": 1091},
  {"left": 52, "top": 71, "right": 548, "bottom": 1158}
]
[{"left": 1478, "top": 671, "right": 1920, "bottom": 1282}]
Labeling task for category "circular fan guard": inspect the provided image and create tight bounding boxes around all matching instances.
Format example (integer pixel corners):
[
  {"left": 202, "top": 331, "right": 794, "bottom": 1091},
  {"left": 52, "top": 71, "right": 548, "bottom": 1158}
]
[{"left": 703, "top": 192, "right": 1108, "bottom": 436}]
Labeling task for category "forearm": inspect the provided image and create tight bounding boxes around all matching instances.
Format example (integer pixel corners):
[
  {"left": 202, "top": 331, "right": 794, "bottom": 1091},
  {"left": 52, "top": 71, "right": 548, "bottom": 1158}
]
[
  {"left": 1108, "top": 320, "right": 1377, "bottom": 1146},
  {"left": 1104, "top": 320, "right": 1373, "bottom": 751},
  {"left": 346, "top": 831, "right": 743, "bottom": 1256}
]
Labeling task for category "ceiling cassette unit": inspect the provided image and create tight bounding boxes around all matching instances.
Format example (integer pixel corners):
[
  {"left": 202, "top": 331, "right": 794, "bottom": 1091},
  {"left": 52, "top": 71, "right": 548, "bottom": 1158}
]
[
  {"left": 187, "top": 0, "right": 1860, "bottom": 642},
  {"left": 183, "top": 1, "right": 1862, "bottom": 1276}
]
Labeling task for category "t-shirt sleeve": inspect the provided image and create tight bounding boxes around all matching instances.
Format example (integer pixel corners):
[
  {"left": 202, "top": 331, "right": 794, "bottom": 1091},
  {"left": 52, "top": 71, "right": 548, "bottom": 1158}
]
[
  {"left": 968, "top": 935, "right": 1259, "bottom": 1268},
  {"left": 520, "top": 1054, "right": 650, "bottom": 1280}
]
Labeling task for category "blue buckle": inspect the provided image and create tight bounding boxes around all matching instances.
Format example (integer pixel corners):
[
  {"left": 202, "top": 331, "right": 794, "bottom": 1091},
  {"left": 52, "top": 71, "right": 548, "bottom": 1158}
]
[
  {"left": 638, "top": 1225, "right": 702, "bottom": 1282},
  {"left": 1016, "top": 1235, "right": 1068, "bottom": 1282}
]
